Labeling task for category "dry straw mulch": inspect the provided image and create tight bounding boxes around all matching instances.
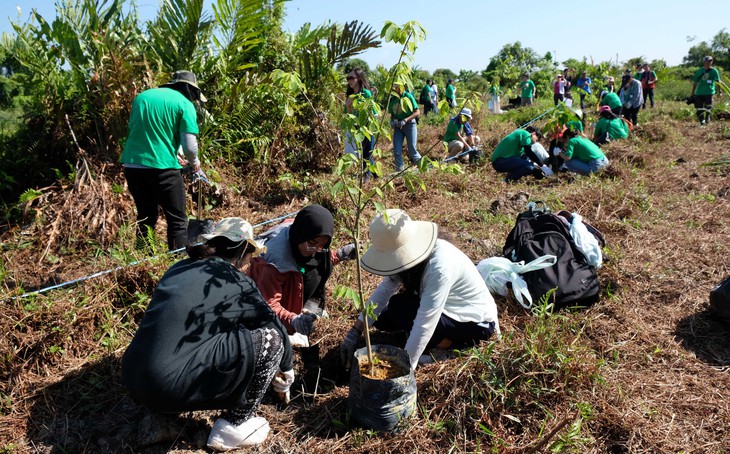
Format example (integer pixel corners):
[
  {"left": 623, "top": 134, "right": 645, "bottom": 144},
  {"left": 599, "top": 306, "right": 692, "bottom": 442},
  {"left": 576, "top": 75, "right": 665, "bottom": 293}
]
[{"left": 1, "top": 108, "right": 730, "bottom": 453}]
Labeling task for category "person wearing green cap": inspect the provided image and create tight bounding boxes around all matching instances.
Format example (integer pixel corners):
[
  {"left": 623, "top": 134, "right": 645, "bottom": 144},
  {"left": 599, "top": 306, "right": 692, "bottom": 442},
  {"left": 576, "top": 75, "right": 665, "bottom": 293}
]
[{"left": 120, "top": 70, "right": 205, "bottom": 250}]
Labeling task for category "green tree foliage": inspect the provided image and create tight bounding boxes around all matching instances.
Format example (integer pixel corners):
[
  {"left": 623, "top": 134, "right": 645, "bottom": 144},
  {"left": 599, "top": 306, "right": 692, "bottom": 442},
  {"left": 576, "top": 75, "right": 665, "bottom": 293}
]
[
  {"left": 338, "top": 57, "right": 371, "bottom": 74},
  {"left": 483, "top": 42, "right": 556, "bottom": 100},
  {"left": 684, "top": 29, "right": 730, "bottom": 70}
]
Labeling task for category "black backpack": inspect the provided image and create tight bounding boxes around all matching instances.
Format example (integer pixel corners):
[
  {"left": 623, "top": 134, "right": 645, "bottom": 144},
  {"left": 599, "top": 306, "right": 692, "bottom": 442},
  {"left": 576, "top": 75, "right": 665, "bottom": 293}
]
[{"left": 503, "top": 203, "right": 603, "bottom": 310}]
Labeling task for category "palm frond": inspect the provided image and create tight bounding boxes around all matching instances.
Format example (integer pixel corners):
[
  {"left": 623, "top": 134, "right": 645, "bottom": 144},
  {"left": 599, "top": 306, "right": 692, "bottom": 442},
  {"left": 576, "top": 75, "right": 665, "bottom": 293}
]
[
  {"left": 148, "top": 0, "right": 214, "bottom": 70},
  {"left": 326, "top": 20, "right": 381, "bottom": 65}
]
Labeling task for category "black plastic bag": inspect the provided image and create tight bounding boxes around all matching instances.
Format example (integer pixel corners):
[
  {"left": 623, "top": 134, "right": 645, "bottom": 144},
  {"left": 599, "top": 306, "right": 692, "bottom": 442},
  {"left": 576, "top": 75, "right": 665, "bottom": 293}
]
[{"left": 710, "top": 276, "right": 730, "bottom": 322}]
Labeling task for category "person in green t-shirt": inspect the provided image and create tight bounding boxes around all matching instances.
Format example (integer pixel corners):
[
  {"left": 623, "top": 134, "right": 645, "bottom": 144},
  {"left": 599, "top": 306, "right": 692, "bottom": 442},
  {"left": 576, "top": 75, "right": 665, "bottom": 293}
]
[
  {"left": 444, "top": 108, "right": 480, "bottom": 163},
  {"left": 388, "top": 82, "right": 422, "bottom": 171},
  {"left": 445, "top": 79, "right": 457, "bottom": 107},
  {"left": 593, "top": 105, "right": 629, "bottom": 145},
  {"left": 519, "top": 73, "right": 536, "bottom": 107},
  {"left": 491, "top": 127, "right": 546, "bottom": 182},
  {"left": 691, "top": 56, "right": 722, "bottom": 126},
  {"left": 344, "top": 68, "right": 377, "bottom": 178},
  {"left": 600, "top": 90, "right": 623, "bottom": 117},
  {"left": 419, "top": 79, "right": 435, "bottom": 115},
  {"left": 554, "top": 129, "right": 609, "bottom": 175},
  {"left": 120, "top": 70, "right": 204, "bottom": 251}
]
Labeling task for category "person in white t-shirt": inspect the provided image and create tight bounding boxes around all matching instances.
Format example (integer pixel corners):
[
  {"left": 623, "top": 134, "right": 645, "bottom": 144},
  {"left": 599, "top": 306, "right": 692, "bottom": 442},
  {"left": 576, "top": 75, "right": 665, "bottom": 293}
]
[{"left": 339, "top": 209, "right": 500, "bottom": 371}]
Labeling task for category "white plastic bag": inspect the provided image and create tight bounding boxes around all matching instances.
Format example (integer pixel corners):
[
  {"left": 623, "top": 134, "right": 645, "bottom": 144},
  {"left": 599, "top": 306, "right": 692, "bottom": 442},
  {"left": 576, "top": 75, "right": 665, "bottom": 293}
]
[
  {"left": 568, "top": 213, "right": 603, "bottom": 268},
  {"left": 531, "top": 142, "right": 550, "bottom": 163},
  {"left": 477, "top": 255, "right": 557, "bottom": 309}
]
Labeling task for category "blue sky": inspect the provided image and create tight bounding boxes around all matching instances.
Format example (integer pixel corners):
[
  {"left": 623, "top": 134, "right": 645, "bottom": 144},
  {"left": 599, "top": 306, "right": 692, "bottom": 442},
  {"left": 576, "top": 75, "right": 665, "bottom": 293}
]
[{"left": 4, "top": 0, "right": 729, "bottom": 71}]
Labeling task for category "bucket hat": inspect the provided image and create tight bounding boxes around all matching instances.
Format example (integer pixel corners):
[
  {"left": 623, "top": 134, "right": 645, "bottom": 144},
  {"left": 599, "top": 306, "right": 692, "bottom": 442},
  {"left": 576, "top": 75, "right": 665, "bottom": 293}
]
[
  {"left": 360, "top": 209, "right": 438, "bottom": 276},
  {"left": 199, "top": 217, "right": 265, "bottom": 257},
  {"left": 163, "top": 70, "right": 207, "bottom": 102},
  {"left": 459, "top": 108, "right": 473, "bottom": 119}
]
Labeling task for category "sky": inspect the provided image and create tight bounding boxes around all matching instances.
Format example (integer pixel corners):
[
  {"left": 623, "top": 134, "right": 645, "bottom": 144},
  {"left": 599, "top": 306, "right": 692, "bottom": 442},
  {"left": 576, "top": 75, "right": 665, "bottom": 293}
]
[{"left": 3, "top": 0, "right": 729, "bottom": 72}]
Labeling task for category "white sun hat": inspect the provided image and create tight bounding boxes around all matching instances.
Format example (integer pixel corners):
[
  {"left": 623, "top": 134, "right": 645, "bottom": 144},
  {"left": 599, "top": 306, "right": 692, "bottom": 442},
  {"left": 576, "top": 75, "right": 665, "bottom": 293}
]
[
  {"left": 360, "top": 209, "right": 438, "bottom": 276},
  {"left": 199, "top": 217, "right": 266, "bottom": 257}
]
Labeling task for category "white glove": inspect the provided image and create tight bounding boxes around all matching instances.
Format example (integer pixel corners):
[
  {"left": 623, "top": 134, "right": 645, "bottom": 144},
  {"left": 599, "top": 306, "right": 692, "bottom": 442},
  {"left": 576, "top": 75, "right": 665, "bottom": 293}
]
[
  {"left": 271, "top": 369, "right": 295, "bottom": 394},
  {"left": 339, "top": 327, "right": 361, "bottom": 369},
  {"left": 290, "top": 313, "right": 316, "bottom": 336},
  {"left": 398, "top": 120, "right": 406, "bottom": 128},
  {"left": 541, "top": 165, "right": 554, "bottom": 177},
  {"left": 552, "top": 146, "right": 562, "bottom": 156}
]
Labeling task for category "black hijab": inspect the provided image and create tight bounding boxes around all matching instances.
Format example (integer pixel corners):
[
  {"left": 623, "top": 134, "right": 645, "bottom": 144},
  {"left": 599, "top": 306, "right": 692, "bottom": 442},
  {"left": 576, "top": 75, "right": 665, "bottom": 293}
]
[
  {"left": 288, "top": 204, "right": 335, "bottom": 304},
  {"left": 288, "top": 204, "right": 334, "bottom": 253}
]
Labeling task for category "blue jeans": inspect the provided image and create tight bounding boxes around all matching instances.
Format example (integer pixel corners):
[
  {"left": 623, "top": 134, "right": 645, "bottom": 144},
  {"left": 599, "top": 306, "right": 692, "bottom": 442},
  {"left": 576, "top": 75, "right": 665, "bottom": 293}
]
[
  {"left": 492, "top": 156, "right": 536, "bottom": 181},
  {"left": 392, "top": 120, "right": 421, "bottom": 170},
  {"left": 564, "top": 157, "right": 609, "bottom": 175}
]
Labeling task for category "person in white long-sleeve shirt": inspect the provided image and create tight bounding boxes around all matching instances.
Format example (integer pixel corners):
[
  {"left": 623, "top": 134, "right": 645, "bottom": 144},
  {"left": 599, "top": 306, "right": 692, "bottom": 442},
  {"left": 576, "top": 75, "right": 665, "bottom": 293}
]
[{"left": 339, "top": 209, "right": 500, "bottom": 371}]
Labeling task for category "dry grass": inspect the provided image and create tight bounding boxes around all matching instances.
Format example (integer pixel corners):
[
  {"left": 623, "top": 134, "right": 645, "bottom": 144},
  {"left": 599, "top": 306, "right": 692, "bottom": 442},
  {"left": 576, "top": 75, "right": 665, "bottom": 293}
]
[{"left": 1, "top": 103, "right": 730, "bottom": 453}]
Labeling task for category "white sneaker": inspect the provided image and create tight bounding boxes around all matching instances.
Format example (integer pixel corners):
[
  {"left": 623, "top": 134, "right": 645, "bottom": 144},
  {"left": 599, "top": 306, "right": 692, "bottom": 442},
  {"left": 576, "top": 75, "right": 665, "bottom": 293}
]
[{"left": 207, "top": 416, "right": 270, "bottom": 452}]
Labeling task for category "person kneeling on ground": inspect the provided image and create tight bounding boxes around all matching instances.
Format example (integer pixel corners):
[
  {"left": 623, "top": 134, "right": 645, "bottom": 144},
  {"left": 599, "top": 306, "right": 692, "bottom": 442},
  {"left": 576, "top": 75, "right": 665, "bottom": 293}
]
[
  {"left": 121, "top": 218, "right": 294, "bottom": 452},
  {"left": 555, "top": 128, "right": 610, "bottom": 175},
  {"left": 247, "top": 204, "right": 356, "bottom": 341},
  {"left": 444, "top": 108, "right": 481, "bottom": 163},
  {"left": 339, "top": 209, "right": 500, "bottom": 371},
  {"left": 593, "top": 105, "right": 629, "bottom": 145},
  {"left": 491, "top": 126, "right": 546, "bottom": 182}
]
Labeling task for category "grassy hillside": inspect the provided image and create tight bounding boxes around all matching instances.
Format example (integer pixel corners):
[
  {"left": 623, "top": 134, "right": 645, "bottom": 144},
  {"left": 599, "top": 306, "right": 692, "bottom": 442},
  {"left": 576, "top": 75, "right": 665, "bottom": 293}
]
[{"left": 1, "top": 100, "right": 729, "bottom": 453}]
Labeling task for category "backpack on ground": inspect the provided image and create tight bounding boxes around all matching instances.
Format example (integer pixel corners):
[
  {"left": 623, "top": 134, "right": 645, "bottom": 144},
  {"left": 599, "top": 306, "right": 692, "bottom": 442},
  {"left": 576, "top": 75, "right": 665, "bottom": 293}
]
[{"left": 502, "top": 202, "right": 604, "bottom": 310}]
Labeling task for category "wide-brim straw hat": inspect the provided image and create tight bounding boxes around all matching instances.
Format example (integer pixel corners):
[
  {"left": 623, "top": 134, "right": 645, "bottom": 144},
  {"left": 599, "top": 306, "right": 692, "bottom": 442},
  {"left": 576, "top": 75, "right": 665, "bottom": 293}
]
[
  {"left": 199, "top": 217, "right": 265, "bottom": 257},
  {"left": 360, "top": 209, "right": 438, "bottom": 276}
]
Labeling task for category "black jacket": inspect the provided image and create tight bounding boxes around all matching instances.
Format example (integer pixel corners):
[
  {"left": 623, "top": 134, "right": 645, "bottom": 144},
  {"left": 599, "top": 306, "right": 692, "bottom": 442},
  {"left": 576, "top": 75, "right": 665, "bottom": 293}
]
[{"left": 121, "top": 256, "right": 293, "bottom": 412}]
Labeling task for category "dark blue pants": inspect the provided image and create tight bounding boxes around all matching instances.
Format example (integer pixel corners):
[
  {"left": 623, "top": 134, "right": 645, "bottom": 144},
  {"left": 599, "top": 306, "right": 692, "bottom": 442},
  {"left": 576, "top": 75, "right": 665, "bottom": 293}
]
[
  {"left": 373, "top": 293, "right": 495, "bottom": 350},
  {"left": 124, "top": 167, "right": 188, "bottom": 250},
  {"left": 492, "top": 156, "right": 536, "bottom": 182}
]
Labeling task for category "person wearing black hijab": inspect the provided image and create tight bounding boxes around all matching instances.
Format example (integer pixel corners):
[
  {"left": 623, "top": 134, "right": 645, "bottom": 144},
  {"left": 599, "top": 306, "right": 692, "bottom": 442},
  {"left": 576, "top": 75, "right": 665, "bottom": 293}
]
[{"left": 247, "top": 205, "right": 356, "bottom": 336}]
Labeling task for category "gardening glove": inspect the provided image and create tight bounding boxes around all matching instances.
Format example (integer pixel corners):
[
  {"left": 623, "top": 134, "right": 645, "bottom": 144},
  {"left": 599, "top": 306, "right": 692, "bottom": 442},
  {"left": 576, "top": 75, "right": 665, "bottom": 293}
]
[
  {"left": 339, "top": 327, "right": 361, "bottom": 369},
  {"left": 271, "top": 368, "right": 295, "bottom": 394},
  {"left": 397, "top": 120, "right": 406, "bottom": 129},
  {"left": 335, "top": 243, "right": 357, "bottom": 262},
  {"left": 290, "top": 313, "right": 316, "bottom": 336},
  {"left": 389, "top": 119, "right": 398, "bottom": 128},
  {"left": 553, "top": 146, "right": 562, "bottom": 156}
]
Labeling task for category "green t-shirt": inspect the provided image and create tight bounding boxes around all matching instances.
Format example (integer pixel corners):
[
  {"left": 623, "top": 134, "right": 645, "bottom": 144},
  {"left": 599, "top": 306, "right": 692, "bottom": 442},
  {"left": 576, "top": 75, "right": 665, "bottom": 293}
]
[
  {"left": 445, "top": 83, "right": 456, "bottom": 100},
  {"left": 564, "top": 136, "right": 605, "bottom": 162},
  {"left": 520, "top": 79, "right": 535, "bottom": 98},
  {"left": 489, "top": 85, "right": 501, "bottom": 95},
  {"left": 388, "top": 91, "right": 419, "bottom": 120},
  {"left": 600, "top": 92, "right": 622, "bottom": 110},
  {"left": 594, "top": 117, "right": 629, "bottom": 140},
  {"left": 344, "top": 88, "right": 372, "bottom": 113},
  {"left": 491, "top": 129, "right": 532, "bottom": 162},
  {"left": 443, "top": 118, "right": 464, "bottom": 142},
  {"left": 566, "top": 120, "right": 583, "bottom": 133},
  {"left": 692, "top": 67, "right": 721, "bottom": 96},
  {"left": 121, "top": 88, "right": 199, "bottom": 169},
  {"left": 420, "top": 84, "right": 432, "bottom": 103}
]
